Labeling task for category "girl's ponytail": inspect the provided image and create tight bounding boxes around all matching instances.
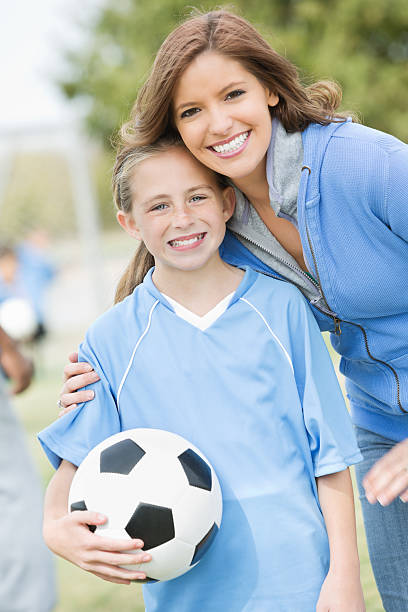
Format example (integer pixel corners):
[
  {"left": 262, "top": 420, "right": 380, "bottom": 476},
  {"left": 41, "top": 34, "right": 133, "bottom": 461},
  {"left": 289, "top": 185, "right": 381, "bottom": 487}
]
[{"left": 114, "top": 242, "right": 154, "bottom": 304}]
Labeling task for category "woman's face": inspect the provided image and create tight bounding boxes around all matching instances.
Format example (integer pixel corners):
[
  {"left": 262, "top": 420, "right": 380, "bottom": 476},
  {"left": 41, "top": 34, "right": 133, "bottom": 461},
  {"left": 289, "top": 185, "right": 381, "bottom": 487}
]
[{"left": 173, "top": 51, "right": 278, "bottom": 189}]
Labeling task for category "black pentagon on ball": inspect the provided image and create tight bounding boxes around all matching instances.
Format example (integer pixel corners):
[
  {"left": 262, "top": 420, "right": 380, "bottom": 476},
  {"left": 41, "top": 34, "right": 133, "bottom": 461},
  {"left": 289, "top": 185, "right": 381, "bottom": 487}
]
[
  {"left": 125, "top": 502, "right": 175, "bottom": 551},
  {"left": 100, "top": 438, "right": 145, "bottom": 475},
  {"left": 191, "top": 523, "right": 219, "bottom": 565},
  {"left": 70, "top": 500, "right": 96, "bottom": 533},
  {"left": 178, "top": 448, "right": 212, "bottom": 491}
]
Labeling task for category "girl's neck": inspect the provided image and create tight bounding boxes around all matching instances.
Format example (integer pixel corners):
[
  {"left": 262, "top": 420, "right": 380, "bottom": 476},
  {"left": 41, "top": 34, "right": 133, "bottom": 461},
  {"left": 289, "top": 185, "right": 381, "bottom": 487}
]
[{"left": 152, "top": 255, "right": 244, "bottom": 316}]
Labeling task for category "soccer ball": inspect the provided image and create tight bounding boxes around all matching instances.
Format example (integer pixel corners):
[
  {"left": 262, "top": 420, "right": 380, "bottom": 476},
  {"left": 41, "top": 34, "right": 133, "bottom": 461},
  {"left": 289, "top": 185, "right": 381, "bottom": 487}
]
[
  {"left": 0, "top": 297, "right": 37, "bottom": 341},
  {"left": 68, "top": 428, "right": 223, "bottom": 582}
]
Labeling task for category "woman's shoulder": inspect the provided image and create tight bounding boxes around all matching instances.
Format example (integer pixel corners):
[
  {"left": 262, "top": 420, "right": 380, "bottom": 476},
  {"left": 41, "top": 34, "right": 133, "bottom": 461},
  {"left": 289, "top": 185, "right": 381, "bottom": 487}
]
[{"left": 322, "top": 120, "right": 406, "bottom": 155}]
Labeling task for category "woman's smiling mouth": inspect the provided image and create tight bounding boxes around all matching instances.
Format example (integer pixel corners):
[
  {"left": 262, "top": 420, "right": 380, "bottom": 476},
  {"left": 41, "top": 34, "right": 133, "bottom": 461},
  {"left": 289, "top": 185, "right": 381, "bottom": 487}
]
[{"left": 208, "top": 131, "right": 250, "bottom": 157}]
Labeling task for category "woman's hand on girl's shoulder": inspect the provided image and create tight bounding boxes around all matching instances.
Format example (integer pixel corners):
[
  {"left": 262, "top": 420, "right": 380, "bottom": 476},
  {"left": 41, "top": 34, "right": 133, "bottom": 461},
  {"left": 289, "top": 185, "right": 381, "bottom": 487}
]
[{"left": 58, "top": 352, "right": 100, "bottom": 416}]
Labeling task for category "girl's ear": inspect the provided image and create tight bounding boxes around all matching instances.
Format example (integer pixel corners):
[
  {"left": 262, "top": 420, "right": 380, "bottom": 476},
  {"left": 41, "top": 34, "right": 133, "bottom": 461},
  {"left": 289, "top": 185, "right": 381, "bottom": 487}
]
[
  {"left": 116, "top": 210, "right": 142, "bottom": 241},
  {"left": 222, "top": 186, "right": 236, "bottom": 222}
]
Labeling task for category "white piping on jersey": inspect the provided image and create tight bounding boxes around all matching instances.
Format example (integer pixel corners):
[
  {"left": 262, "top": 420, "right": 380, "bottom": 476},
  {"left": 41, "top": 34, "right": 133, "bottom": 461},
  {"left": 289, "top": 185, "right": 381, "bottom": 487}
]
[
  {"left": 239, "top": 297, "right": 294, "bottom": 374},
  {"left": 117, "top": 299, "right": 159, "bottom": 410}
]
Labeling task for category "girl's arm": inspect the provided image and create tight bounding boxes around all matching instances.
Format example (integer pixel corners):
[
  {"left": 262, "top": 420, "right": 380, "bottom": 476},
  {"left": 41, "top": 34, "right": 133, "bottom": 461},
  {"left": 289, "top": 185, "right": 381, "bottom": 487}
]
[
  {"left": 43, "top": 459, "right": 151, "bottom": 585},
  {"left": 316, "top": 469, "right": 365, "bottom": 612}
]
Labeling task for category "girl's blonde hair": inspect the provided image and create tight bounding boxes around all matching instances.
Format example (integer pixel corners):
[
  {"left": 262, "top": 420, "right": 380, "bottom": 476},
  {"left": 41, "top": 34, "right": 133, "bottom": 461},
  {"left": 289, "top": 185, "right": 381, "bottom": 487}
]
[
  {"left": 113, "top": 136, "right": 229, "bottom": 303},
  {"left": 120, "top": 9, "right": 348, "bottom": 147}
]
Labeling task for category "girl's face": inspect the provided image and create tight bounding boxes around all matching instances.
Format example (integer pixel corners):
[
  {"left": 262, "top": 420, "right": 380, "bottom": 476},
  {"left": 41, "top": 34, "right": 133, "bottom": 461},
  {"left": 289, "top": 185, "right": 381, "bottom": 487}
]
[
  {"left": 117, "top": 147, "right": 235, "bottom": 277},
  {"left": 173, "top": 52, "right": 278, "bottom": 190}
]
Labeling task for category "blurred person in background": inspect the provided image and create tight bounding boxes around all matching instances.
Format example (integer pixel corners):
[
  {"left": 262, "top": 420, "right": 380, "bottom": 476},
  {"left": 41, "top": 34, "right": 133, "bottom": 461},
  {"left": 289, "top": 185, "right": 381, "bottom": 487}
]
[
  {"left": 0, "top": 325, "right": 56, "bottom": 612},
  {"left": 0, "top": 231, "right": 56, "bottom": 343}
]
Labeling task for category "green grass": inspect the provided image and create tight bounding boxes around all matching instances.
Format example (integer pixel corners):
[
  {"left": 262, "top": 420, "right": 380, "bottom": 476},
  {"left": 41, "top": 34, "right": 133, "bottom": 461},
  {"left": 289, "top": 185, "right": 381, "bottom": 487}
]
[{"left": 13, "top": 331, "right": 383, "bottom": 611}]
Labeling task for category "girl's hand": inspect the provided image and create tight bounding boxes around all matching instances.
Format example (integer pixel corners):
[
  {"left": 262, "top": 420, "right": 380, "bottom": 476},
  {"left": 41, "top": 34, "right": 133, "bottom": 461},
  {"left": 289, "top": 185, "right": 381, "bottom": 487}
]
[
  {"left": 58, "top": 352, "right": 100, "bottom": 416},
  {"left": 316, "top": 567, "right": 365, "bottom": 611},
  {"left": 43, "top": 510, "right": 152, "bottom": 585},
  {"left": 363, "top": 438, "right": 408, "bottom": 505}
]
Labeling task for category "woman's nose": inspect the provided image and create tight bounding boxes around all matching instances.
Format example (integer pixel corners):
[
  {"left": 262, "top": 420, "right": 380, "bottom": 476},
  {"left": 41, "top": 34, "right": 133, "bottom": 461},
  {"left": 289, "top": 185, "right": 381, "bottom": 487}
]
[{"left": 207, "top": 106, "right": 233, "bottom": 137}]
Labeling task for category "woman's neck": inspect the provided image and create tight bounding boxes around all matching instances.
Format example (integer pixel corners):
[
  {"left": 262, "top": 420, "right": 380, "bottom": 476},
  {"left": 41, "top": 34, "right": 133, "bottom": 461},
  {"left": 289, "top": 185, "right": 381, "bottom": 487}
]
[
  {"left": 152, "top": 256, "right": 244, "bottom": 316},
  {"left": 232, "top": 156, "right": 271, "bottom": 210}
]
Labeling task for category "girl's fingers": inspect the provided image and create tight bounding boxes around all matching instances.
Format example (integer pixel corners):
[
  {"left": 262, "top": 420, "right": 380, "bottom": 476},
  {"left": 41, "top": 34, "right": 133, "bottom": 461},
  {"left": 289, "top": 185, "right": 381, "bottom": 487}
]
[
  {"left": 92, "top": 534, "right": 145, "bottom": 553},
  {"left": 93, "top": 550, "right": 152, "bottom": 567},
  {"left": 68, "top": 352, "right": 79, "bottom": 364},
  {"left": 91, "top": 571, "right": 132, "bottom": 585},
  {"left": 84, "top": 561, "right": 147, "bottom": 581}
]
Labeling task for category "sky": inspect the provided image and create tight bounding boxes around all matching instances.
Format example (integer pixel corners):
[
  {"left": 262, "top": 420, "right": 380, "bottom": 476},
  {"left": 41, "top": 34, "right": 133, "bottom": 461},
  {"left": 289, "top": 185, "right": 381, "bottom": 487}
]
[{"left": 0, "top": 0, "right": 104, "bottom": 131}]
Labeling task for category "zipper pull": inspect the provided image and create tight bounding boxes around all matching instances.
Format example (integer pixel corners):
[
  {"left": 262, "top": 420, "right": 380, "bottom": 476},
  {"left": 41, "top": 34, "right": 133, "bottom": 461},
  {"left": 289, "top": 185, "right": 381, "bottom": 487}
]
[{"left": 333, "top": 317, "right": 342, "bottom": 335}]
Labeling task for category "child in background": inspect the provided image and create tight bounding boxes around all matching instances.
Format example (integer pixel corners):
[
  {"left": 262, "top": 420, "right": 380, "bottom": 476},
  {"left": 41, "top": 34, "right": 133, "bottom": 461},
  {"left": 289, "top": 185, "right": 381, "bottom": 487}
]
[{"left": 39, "top": 137, "right": 364, "bottom": 611}]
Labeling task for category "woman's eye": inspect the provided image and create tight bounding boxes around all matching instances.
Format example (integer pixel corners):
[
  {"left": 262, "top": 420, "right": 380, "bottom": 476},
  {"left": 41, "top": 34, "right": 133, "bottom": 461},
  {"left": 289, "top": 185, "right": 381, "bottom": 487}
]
[
  {"left": 180, "top": 107, "right": 200, "bottom": 119},
  {"left": 225, "top": 89, "right": 245, "bottom": 101}
]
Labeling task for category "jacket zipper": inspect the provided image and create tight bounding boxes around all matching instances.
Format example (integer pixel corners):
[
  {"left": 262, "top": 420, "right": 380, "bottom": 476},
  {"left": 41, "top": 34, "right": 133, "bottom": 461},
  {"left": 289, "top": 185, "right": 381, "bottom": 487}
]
[
  {"left": 305, "top": 219, "right": 405, "bottom": 413},
  {"left": 230, "top": 230, "right": 320, "bottom": 290}
]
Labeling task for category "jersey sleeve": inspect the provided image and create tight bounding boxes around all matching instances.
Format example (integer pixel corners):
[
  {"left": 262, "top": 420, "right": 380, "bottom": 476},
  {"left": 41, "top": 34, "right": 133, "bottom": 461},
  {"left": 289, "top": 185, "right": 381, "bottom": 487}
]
[
  {"left": 287, "top": 293, "right": 362, "bottom": 476},
  {"left": 38, "top": 337, "right": 121, "bottom": 470}
]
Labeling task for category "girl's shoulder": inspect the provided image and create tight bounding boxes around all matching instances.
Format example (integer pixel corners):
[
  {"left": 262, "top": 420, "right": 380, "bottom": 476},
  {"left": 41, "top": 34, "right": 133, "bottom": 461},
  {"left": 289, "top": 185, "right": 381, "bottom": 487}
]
[{"left": 84, "top": 283, "right": 157, "bottom": 351}]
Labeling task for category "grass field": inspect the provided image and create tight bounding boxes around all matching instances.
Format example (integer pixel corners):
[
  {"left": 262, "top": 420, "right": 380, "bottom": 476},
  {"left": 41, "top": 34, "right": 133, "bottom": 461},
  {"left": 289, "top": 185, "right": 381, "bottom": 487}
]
[{"left": 13, "top": 330, "right": 384, "bottom": 611}]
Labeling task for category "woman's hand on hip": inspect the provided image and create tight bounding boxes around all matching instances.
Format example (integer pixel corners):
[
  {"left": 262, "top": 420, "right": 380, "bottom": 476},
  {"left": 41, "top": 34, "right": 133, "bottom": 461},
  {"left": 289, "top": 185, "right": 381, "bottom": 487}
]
[
  {"left": 363, "top": 438, "right": 408, "bottom": 505},
  {"left": 58, "top": 351, "right": 100, "bottom": 416}
]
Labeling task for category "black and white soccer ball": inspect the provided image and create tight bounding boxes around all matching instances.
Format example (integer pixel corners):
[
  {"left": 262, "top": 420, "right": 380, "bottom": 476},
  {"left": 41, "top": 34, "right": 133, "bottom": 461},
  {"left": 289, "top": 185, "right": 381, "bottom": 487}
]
[{"left": 68, "top": 428, "right": 222, "bottom": 582}]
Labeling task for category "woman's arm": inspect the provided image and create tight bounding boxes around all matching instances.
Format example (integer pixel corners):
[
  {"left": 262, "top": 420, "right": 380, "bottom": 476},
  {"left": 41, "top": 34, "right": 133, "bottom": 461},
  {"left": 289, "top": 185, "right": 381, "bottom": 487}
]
[
  {"left": 316, "top": 469, "right": 365, "bottom": 611},
  {"left": 43, "top": 459, "right": 151, "bottom": 584}
]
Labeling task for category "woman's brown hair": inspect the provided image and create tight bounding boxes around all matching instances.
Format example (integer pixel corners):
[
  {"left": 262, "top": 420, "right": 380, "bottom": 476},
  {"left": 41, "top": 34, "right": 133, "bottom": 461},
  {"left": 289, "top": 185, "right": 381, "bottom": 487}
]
[
  {"left": 120, "top": 9, "right": 347, "bottom": 147},
  {"left": 113, "top": 136, "right": 230, "bottom": 303}
]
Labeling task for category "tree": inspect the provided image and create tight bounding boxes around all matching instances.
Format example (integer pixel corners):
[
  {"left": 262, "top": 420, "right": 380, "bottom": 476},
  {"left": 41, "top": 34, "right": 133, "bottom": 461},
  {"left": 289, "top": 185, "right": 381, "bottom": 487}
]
[{"left": 60, "top": 0, "right": 408, "bottom": 144}]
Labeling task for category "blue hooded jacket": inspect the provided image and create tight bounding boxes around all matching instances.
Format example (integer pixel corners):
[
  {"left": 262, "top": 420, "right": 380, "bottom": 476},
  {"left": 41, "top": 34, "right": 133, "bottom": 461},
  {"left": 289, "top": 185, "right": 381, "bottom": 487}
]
[{"left": 221, "top": 119, "right": 408, "bottom": 441}]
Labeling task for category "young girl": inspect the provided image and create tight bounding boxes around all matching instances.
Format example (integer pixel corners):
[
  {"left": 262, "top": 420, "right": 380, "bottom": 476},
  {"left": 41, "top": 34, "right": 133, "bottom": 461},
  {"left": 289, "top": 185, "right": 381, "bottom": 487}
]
[
  {"left": 40, "top": 137, "right": 364, "bottom": 611},
  {"left": 59, "top": 11, "right": 408, "bottom": 609}
]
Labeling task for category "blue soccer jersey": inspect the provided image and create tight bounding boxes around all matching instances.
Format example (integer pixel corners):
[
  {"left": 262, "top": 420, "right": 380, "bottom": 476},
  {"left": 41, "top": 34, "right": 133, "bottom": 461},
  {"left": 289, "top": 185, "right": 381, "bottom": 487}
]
[{"left": 39, "top": 267, "right": 362, "bottom": 611}]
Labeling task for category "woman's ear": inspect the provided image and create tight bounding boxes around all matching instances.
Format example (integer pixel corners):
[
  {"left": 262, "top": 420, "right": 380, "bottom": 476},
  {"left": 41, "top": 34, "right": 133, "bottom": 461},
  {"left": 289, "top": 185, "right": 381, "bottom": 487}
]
[
  {"left": 267, "top": 91, "right": 279, "bottom": 108},
  {"left": 116, "top": 210, "right": 142, "bottom": 241},
  {"left": 222, "top": 186, "right": 236, "bottom": 222}
]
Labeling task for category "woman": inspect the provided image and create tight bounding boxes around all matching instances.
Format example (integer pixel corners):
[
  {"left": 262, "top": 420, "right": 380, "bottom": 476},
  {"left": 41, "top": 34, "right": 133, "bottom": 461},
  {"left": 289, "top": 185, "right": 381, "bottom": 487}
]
[{"left": 59, "top": 10, "right": 408, "bottom": 610}]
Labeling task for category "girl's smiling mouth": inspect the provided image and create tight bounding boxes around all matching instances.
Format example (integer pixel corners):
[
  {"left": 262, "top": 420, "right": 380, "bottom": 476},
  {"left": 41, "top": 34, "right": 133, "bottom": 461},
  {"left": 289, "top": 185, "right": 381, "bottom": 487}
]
[
  {"left": 168, "top": 232, "right": 207, "bottom": 250},
  {"left": 207, "top": 131, "right": 251, "bottom": 158}
]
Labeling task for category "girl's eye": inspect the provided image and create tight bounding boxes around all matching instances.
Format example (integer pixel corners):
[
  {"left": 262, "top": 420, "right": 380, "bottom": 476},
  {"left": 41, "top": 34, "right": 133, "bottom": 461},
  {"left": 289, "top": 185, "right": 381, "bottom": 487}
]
[
  {"left": 151, "top": 203, "right": 168, "bottom": 212},
  {"left": 225, "top": 89, "right": 245, "bottom": 101},
  {"left": 190, "top": 195, "right": 206, "bottom": 203},
  {"left": 180, "top": 107, "right": 200, "bottom": 119}
]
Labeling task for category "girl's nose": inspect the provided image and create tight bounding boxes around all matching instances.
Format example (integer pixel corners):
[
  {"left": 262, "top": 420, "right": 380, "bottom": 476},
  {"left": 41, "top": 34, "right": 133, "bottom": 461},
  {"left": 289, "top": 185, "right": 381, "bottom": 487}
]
[{"left": 172, "top": 204, "right": 194, "bottom": 228}]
